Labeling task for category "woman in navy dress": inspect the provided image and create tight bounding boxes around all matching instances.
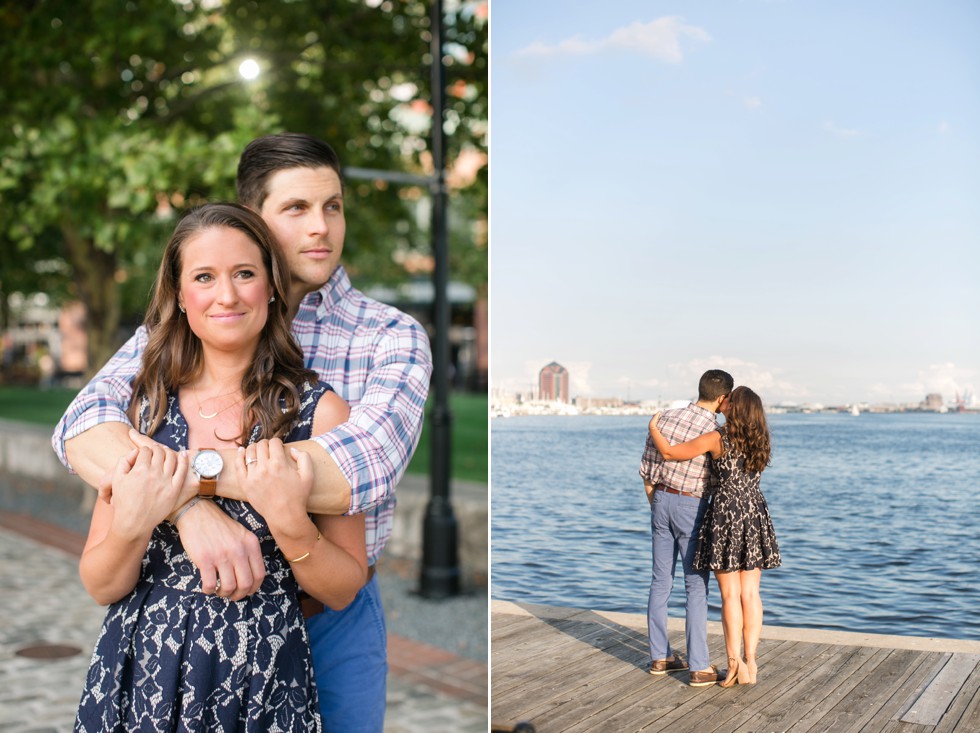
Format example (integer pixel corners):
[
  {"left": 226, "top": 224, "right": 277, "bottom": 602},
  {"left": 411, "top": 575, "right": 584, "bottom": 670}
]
[
  {"left": 649, "top": 386, "right": 780, "bottom": 688},
  {"left": 73, "top": 204, "right": 367, "bottom": 731}
]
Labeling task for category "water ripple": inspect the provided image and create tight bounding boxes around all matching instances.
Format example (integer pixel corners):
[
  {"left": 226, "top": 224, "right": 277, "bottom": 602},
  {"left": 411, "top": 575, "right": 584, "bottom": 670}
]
[{"left": 492, "top": 413, "right": 980, "bottom": 640}]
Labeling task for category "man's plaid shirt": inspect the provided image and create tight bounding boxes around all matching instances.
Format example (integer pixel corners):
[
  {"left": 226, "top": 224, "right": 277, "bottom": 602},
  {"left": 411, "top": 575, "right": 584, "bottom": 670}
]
[
  {"left": 52, "top": 266, "right": 433, "bottom": 564},
  {"left": 639, "top": 403, "right": 720, "bottom": 498}
]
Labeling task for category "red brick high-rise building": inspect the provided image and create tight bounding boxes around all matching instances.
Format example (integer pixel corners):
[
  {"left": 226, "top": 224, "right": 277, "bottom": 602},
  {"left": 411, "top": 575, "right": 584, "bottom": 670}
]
[{"left": 539, "top": 362, "right": 569, "bottom": 403}]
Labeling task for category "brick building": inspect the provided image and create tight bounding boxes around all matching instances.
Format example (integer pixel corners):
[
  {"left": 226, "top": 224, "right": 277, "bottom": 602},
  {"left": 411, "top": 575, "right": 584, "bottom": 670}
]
[{"left": 539, "top": 362, "right": 569, "bottom": 403}]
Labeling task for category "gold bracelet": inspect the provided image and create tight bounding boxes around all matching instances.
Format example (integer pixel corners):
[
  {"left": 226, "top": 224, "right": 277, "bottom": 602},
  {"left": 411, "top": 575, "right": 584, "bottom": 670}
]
[{"left": 288, "top": 531, "right": 321, "bottom": 564}]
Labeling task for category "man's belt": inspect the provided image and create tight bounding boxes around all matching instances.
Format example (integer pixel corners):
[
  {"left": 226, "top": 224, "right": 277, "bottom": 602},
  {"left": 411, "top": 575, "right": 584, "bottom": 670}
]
[{"left": 654, "top": 484, "right": 702, "bottom": 499}]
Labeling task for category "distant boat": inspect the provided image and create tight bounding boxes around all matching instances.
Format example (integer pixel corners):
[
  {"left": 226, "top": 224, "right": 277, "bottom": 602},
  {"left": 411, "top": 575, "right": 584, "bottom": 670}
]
[{"left": 850, "top": 404, "right": 860, "bottom": 416}]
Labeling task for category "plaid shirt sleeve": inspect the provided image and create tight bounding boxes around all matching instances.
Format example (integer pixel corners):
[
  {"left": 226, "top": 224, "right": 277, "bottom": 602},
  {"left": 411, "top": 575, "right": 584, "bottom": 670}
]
[
  {"left": 51, "top": 327, "right": 147, "bottom": 471},
  {"left": 311, "top": 319, "right": 432, "bottom": 515}
]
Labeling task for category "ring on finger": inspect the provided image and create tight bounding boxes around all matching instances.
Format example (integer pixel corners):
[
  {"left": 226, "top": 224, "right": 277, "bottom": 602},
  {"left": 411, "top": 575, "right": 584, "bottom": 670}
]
[
  {"left": 245, "top": 456, "right": 258, "bottom": 467},
  {"left": 215, "top": 576, "right": 222, "bottom": 595}
]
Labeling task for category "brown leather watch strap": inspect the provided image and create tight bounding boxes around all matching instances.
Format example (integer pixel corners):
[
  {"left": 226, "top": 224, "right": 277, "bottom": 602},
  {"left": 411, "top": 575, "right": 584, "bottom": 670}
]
[{"left": 198, "top": 476, "right": 217, "bottom": 498}]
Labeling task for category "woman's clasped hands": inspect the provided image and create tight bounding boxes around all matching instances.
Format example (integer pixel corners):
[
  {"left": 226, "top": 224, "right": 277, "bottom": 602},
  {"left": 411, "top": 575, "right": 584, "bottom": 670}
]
[
  {"left": 109, "top": 445, "right": 189, "bottom": 541},
  {"left": 236, "top": 439, "right": 315, "bottom": 527}
]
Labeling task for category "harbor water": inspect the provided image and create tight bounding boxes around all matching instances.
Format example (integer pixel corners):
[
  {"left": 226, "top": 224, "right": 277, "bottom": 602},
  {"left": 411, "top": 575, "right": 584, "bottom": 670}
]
[{"left": 490, "top": 412, "right": 980, "bottom": 640}]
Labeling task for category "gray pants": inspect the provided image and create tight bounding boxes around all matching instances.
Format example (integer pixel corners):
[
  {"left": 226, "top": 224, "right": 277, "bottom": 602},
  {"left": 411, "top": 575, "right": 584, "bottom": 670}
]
[{"left": 647, "top": 489, "right": 711, "bottom": 671}]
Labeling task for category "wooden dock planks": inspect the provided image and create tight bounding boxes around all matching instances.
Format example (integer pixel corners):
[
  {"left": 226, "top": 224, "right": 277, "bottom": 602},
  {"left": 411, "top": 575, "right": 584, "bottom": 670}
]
[{"left": 491, "top": 601, "right": 980, "bottom": 733}]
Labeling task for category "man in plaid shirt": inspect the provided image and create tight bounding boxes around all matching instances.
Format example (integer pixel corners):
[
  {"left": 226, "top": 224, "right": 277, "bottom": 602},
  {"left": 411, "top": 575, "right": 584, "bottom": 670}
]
[
  {"left": 52, "top": 133, "right": 432, "bottom": 731},
  {"left": 639, "top": 369, "right": 733, "bottom": 687}
]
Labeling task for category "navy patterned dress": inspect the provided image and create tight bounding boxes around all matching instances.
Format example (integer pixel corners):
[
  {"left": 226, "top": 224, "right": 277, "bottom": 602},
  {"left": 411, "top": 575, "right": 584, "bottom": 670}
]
[
  {"left": 75, "top": 382, "right": 329, "bottom": 733},
  {"left": 693, "top": 429, "right": 781, "bottom": 573}
]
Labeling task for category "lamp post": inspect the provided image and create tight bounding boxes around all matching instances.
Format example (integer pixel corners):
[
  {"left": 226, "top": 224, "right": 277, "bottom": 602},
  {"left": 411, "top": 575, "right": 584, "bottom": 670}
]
[
  {"left": 340, "top": 0, "right": 461, "bottom": 599},
  {"left": 418, "top": 0, "right": 460, "bottom": 599}
]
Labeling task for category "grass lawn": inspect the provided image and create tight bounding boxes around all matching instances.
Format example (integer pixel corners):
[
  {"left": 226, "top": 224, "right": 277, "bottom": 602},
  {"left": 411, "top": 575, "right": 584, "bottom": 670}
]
[
  {"left": 0, "top": 385, "right": 487, "bottom": 484},
  {"left": 0, "top": 386, "right": 79, "bottom": 425},
  {"left": 405, "top": 392, "right": 488, "bottom": 484}
]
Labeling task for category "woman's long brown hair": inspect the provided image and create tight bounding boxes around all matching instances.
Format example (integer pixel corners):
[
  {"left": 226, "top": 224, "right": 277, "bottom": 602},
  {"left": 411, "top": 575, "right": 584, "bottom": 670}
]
[
  {"left": 128, "top": 203, "right": 316, "bottom": 444},
  {"left": 725, "top": 386, "right": 771, "bottom": 474}
]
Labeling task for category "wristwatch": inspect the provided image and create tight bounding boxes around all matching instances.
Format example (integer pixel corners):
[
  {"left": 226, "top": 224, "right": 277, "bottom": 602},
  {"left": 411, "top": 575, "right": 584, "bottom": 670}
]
[{"left": 192, "top": 448, "right": 223, "bottom": 498}]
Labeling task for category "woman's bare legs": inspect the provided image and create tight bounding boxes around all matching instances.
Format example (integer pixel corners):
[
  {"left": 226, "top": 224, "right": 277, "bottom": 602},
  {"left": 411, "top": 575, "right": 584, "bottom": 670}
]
[
  {"left": 739, "top": 569, "right": 763, "bottom": 683},
  {"left": 714, "top": 571, "right": 745, "bottom": 686}
]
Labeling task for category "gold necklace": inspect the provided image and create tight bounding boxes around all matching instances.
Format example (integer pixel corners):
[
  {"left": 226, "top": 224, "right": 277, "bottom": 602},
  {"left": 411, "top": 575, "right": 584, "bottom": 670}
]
[{"left": 193, "top": 388, "right": 242, "bottom": 420}]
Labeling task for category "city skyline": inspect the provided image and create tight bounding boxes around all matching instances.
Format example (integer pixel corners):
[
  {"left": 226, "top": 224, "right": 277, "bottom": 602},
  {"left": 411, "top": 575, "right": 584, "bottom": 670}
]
[
  {"left": 490, "top": 1, "right": 980, "bottom": 406},
  {"left": 496, "top": 358, "right": 972, "bottom": 409}
]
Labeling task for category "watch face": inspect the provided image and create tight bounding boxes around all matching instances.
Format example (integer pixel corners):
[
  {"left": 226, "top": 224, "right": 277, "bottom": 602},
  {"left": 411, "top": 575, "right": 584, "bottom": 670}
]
[{"left": 193, "top": 450, "right": 224, "bottom": 478}]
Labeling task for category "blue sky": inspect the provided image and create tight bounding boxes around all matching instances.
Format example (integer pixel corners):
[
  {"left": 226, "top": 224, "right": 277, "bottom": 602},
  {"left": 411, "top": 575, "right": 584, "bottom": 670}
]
[{"left": 490, "top": 1, "right": 980, "bottom": 406}]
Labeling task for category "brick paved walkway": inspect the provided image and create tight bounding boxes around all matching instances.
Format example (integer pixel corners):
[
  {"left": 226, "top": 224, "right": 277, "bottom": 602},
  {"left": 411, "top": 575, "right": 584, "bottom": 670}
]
[{"left": 0, "top": 514, "right": 487, "bottom": 732}]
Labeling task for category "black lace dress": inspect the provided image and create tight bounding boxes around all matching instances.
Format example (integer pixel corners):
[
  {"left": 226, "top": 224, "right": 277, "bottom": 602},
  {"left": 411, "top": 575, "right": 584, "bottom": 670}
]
[
  {"left": 693, "top": 429, "right": 781, "bottom": 572},
  {"left": 75, "top": 382, "right": 328, "bottom": 733}
]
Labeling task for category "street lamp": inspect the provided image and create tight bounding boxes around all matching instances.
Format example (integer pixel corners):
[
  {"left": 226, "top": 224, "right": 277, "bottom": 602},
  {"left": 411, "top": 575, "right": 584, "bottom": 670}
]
[
  {"left": 238, "top": 58, "right": 260, "bottom": 80},
  {"left": 339, "top": 0, "right": 461, "bottom": 600},
  {"left": 418, "top": 0, "right": 460, "bottom": 600}
]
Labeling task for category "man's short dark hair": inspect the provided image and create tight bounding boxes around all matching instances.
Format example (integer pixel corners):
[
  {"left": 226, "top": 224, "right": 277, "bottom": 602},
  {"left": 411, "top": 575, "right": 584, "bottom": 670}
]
[
  {"left": 698, "top": 369, "right": 734, "bottom": 402},
  {"left": 236, "top": 132, "right": 343, "bottom": 209}
]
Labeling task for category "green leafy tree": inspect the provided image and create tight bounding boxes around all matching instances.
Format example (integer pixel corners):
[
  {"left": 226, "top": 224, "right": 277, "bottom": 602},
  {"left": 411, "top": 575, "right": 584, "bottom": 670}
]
[{"left": 0, "top": 0, "right": 487, "bottom": 374}]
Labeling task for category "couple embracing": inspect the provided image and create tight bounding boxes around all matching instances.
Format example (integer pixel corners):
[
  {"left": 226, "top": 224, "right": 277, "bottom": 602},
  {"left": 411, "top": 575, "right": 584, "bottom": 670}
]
[
  {"left": 640, "top": 369, "right": 781, "bottom": 688},
  {"left": 54, "top": 133, "right": 431, "bottom": 731}
]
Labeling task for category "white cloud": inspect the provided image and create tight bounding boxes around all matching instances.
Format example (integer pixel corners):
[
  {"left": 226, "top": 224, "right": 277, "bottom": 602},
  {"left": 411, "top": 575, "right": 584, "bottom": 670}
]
[
  {"left": 743, "top": 95, "right": 763, "bottom": 109},
  {"left": 616, "top": 375, "right": 659, "bottom": 401},
  {"left": 493, "top": 375, "right": 531, "bottom": 396},
  {"left": 564, "top": 361, "right": 594, "bottom": 396},
  {"left": 514, "top": 17, "right": 711, "bottom": 63},
  {"left": 619, "top": 375, "right": 660, "bottom": 388},
  {"left": 824, "top": 120, "right": 863, "bottom": 139},
  {"left": 666, "top": 356, "right": 808, "bottom": 403},
  {"left": 522, "top": 359, "right": 548, "bottom": 392},
  {"left": 867, "top": 382, "right": 898, "bottom": 400},
  {"left": 938, "top": 121, "right": 950, "bottom": 134},
  {"left": 901, "top": 363, "right": 975, "bottom": 403}
]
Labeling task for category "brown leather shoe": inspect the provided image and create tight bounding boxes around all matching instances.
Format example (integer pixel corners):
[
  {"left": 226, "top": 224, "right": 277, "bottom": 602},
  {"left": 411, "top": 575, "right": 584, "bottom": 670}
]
[
  {"left": 648, "top": 654, "right": 688, "bottom": 675},
  {"left": 689, "top": 665, "right": 722, "bottom": 687}
]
